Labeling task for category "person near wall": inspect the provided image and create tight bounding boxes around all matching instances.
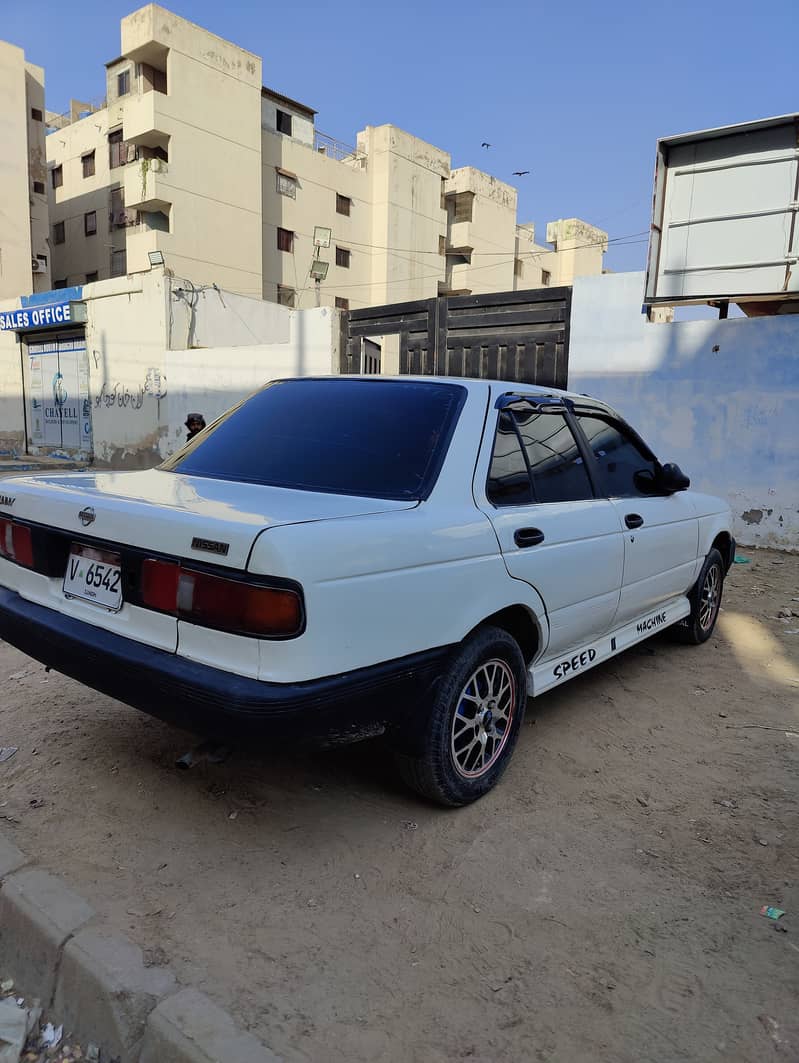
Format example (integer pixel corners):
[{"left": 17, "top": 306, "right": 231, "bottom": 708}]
[{"left": 185, "top": 413, "right": 207, "bottom": 441}]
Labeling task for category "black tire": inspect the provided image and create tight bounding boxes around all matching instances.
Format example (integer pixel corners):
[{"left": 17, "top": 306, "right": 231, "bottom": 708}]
[
  {"left": 671, "top": 547, "right": 725, "bottom": 645},
  {"left": 394, "top": 625, "right": 527, "bottom": 806}
]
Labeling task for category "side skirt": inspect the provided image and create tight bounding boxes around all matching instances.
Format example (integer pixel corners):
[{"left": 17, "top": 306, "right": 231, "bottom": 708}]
[{"left": 529, "top": 596, "right": 691, "bottom": 697}]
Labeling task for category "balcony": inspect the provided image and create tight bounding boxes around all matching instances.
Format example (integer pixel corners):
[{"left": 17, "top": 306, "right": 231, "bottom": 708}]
[
  {"left": 122, "top": 91, "right": 166, "bottom": 148},
  {"left": 124, "top": 157, "right": 170, "bottom": 212}
]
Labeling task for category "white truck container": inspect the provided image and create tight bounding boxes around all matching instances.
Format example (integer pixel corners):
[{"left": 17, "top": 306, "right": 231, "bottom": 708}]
[{"left": 645, "top": 113, "right": 799, "bottom": 307}]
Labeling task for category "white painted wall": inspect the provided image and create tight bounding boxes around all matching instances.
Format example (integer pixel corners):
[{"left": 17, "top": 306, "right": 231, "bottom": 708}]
[
  {"left": 0, "top": 271, "right": 336, "bottom": 464},
  {"left": 161, "top": 306, "right": 338, "bottom": 457},
  {"left": 569, "top": 271, "right": 799, "bottom": 550}
]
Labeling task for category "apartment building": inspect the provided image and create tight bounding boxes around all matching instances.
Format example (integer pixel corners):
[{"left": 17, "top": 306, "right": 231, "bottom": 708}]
[
  {"left": 0, "top": 41, "right": 50, "bottom": 298},
  {"left": 41, "top": 4, "right": 607, "bottom": 309}
]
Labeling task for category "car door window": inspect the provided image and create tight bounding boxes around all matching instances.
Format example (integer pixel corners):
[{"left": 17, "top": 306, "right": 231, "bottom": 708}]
[
  {"left": 515, "top": 408, "right": 593, "bottom": 503},
  {"left": 575, "top": 413, "right": 660, "bottom": 498},
  {"left": 486, "top": 407, "right": 593, "bottom": 506}
]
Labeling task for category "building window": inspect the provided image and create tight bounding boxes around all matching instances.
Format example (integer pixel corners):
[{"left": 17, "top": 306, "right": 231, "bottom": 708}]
[
  {"left": 111, "top": 249, "right": 127, "bottom": 277},
  {"left": 109, "top": 129, "right": 128, "bottom": 169},
  {"left": 31, "top": 107, "right": 43, "bottom": 122},
  {"left": 109, "top": 186, "right": 133, "bottom": 229},
  {"left": 277, "top": 285, "right": 296, "bottom": 308},
  {"left": 33, "top": 180, "right": 45, "bottom": 195},
  {"left": 51, "top": 165, "right": 63, "bottom": 189},
  {"left": 84, "top": 211, "right": 97, "bottom": 237},
  {"left": 53, "top": 279, "right": 68, "bottom": 290},
  {"left": 276, "top": 170, "right": 297, "bottom": 198},
  {"left": 117, "top": 69, "right": 131, "bottom": 97},
  {"left": 53, "top": 221, "right": 65, "bottom": 245},
  {"left": 336, "top": 194, "right": 351, "bottom": 217},
  {"left": 541, "top": 269, "right": 551, "bottom": 286},
  {"left": 276, "top": 109, "right": 292, "bottom": 136},
  {"left": 451, "top": 192, "right": 474, "bottom": 223},
  {"left": 82, "top": 151, "right": 96, "bottom": 178},
  {"left": 140, "top": 63, "right": 167, "bottom": 94},
  {"left": 514, "top": 258, "right": 523, "bottom": 278},
  {"left": 335, "top": 297, "right": 349, "bottom": 310},
  {"left": 277, "top": 227, "right": 294, "bottom": 253},
  {"left": 336, "top": 246, "right": 351, "bottom": 269},
  {"left": 85, "top": 272, "right": 98, "bottom": 284}
]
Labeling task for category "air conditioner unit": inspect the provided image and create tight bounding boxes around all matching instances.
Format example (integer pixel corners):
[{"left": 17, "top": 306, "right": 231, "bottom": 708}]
[
  {"left": 31, "top": 258, "right": 46, "bottom": 274},
  {"left": 150, "top": 158, "right": 167, "bottom": 174}
]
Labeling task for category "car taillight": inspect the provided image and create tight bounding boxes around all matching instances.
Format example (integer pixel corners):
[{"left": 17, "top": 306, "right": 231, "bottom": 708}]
[
  {"left": 140, "top": 558, "right": 303, "bottom": 638},
  {"left": 0, "top": 518, "right": 34, "bottom": 569},
  {"left": 141, "top": 558, "right": 181, "bottom": 612}
]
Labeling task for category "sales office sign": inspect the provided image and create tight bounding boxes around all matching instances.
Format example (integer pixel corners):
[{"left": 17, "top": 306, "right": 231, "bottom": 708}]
[{"left": 0, "top": 301, "right": 77, "bottom": 331}]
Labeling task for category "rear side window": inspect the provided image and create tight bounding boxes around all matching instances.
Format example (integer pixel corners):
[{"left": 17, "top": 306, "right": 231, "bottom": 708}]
[
  {"left": 486, "top": 407, "right": 593, "bottom": 505},
  {"left": 487, "top": 412, "right": 534, "bottom": 506},
  {"left": 575, "top": 413, "right": 659, "bottom": 497},
  {"left": 160, "top": 379, "right": 466, "bottom": 501}
]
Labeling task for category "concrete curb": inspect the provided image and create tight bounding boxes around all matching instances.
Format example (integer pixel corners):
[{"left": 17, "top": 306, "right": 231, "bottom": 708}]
[{"left": 0, "top": 832, "right": 281, "bottom": 1062}]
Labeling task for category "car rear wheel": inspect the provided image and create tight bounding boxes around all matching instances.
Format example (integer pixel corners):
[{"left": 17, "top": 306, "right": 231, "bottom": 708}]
[
  {"left": 671, "top": 547, "right": 725, "bottom": 645},
  {"left": 394, "top": 625, "right": 527, "bottom": 806}
]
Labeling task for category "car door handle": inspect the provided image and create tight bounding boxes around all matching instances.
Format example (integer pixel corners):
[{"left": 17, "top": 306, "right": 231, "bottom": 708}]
[
  {"left": 514, "top": 527, "right": 545, "bottom": 548},
  {"left": 625, "top": 513, "right": 644, "bottom": 529}
]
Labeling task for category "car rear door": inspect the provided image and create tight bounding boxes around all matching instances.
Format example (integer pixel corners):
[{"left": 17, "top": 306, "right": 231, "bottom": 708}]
[
  {"left": 474, "top": 395, "right": 624, "bottom": 660},
  {"left": 571, "top": 407, "right": 699, "bottom": 627}
]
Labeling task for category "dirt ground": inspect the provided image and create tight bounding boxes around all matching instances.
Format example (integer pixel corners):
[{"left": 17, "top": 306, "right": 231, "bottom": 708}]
[{"left": 1, "top": 548, "right": 798, "bottom": 1063}]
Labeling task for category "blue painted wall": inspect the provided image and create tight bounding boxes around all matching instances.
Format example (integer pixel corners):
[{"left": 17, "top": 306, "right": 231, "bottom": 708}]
[{"left": 569, "top": 272, "right": 799, "bottom": 549}]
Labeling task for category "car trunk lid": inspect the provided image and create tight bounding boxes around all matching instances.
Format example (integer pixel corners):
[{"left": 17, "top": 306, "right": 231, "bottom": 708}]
[{"left": 5, "top": 468, "right": 416, "bottom": 570}]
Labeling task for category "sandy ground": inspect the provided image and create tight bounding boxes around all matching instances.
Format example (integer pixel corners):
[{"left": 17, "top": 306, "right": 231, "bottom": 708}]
[{"left": 1, "top": 548, "right": 797, "bottom": 1063}]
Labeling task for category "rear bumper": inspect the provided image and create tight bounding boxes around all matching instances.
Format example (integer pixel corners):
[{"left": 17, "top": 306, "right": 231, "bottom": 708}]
[{"left": 0, "top": 588, "right": 449, "bottom": 745}]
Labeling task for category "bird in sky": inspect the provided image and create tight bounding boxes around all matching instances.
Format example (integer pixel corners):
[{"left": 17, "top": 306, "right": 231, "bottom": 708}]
[
  {"left": 481, "top": 142, "right": 492, "bottom": 148},
  {"left": 513, "top": 170, "right": 531, "bottom": 176}
]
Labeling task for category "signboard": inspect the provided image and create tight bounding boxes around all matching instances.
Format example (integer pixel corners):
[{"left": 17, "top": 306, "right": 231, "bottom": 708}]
[
  {"left": 0, "top": 285, "right": 85, "bottom": 332},
  {"left": 0, "top": 300, "right": 77, "bottom": 332}
]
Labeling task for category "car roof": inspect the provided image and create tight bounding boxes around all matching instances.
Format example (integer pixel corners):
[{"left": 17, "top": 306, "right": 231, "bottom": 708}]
[{"left": 290, "top": 374, "right": 612, "bottom": 409}]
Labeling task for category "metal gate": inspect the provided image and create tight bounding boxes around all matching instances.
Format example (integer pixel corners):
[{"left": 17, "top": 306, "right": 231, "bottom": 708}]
[{"left": 342, "top": 286, "right": 571, "bottom": 388}]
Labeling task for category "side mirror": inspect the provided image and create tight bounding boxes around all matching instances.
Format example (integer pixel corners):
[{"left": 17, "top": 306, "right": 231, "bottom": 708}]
[{"left": 658, "top": 462, "right": 690, "bottom": 493}]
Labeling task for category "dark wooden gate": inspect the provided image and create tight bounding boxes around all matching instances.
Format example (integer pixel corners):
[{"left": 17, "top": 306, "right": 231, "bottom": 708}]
[{"left": 342, "top": 286, "right": 571, "bottom": 387}]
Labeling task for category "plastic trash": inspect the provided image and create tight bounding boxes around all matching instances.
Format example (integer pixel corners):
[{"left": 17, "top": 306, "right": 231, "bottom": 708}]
[
  {"left": 733, "top": 555, "right": 751, "bottom": 564},
  {"left": 40, "top": 1022, "right": 63, "bottom": 1048},
  {"left": 760, "top": 905, "right": 785, "bottom": 920}
]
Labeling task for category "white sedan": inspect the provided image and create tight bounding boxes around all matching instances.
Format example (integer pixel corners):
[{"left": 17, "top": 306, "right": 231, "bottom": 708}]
[{"left": 0, "top": 377, "right": 733, "bottom": 805}]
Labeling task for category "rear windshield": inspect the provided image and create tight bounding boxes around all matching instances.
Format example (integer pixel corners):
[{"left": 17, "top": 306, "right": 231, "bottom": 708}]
[{"left": 160, "top": 379, "right": 467, "bottom": 500}]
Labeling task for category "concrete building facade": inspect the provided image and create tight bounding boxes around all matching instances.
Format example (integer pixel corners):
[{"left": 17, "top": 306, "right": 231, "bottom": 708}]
[
  {"left": 0, "top": 41, "right": 50, "bottom": 299},
  {"left": 38, "top": 4, "right": 607, "bottom": 310}
]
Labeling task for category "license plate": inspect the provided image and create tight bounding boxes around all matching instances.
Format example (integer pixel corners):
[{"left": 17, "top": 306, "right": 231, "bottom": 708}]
[{"left": 63, "top": 545, "right": 123, "bottom": 612}]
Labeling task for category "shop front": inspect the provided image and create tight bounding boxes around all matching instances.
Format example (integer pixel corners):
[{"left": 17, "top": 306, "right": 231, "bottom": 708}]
[{"left": 0, "top": 287, "right": 93, "bottom": 461}]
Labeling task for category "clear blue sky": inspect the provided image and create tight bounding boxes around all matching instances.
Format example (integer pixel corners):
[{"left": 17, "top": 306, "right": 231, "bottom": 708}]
[{"left": 4, "top": 0, "right": 796, "bottom": 273}]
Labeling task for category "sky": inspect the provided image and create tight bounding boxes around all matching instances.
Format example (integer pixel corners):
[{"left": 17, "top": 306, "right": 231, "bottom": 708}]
[{"left": 3, "top": 0, "right": 796, "bottom": 274}]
